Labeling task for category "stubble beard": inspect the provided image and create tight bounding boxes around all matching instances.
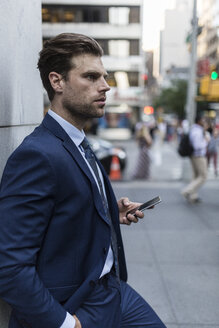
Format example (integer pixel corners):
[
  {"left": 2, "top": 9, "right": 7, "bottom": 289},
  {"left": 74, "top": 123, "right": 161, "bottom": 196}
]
[{"left": 62, "top": 99, "right": 105, "bottom": 122}]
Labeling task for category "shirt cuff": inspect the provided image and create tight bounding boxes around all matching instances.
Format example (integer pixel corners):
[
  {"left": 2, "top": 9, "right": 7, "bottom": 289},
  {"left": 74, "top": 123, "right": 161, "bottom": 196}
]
[{"left": 60, "top": 312, "right": 76, "bottom": 328}]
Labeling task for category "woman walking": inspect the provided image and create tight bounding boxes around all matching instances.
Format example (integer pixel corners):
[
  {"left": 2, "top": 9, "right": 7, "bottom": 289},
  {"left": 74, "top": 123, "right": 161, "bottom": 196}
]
[{"left": 132, "top": 124, "right": 152, "bottom": 179}]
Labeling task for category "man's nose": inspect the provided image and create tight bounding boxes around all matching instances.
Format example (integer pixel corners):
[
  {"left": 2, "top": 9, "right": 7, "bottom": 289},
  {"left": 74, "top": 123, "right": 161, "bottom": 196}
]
[{"left": 99, "top": 77, "right": 110, "bottom": 92}]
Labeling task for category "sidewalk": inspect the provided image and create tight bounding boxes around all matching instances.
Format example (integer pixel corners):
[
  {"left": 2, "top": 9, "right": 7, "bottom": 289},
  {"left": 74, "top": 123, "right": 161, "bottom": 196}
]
[{"left": 112, "top": 138, "right": 219, "bottom": 328}]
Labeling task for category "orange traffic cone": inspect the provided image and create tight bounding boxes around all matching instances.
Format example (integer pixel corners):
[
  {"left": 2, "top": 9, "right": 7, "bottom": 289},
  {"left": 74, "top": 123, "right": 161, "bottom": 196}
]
[{"left": 109, "top": 156, "right": 122, "bottom": 180}]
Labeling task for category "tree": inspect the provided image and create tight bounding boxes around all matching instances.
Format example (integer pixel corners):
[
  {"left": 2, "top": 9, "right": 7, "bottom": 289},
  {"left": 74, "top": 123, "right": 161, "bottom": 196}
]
[{"left": 153, "top": 80, "right": 187, "bottom": 119}]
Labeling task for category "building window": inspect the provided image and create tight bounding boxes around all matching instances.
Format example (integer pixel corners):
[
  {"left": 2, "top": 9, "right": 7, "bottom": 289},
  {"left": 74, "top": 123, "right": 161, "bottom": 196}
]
[
  {"left": 115, "top": 71, "right": 130, "bottom": 88},
  {"left": 42, "top": 5, "right": 76, "bottom": 23},
  {"left": 128, "top": 72, "right": 139, "bottom": 86},
  {"left": 129, "top": 7, "right": 140, "bottom": 23},
  {"left": 109, "top": 40, "right": 129, "bottom": 57},
  {"left": 42, "top": 5, "right": 108, "bottom": 23},
  {"left": 107, "top": 72, "right": 117, "bottom": 87},
  {"left": 64, "top": 11, "right": 75, "bottom": 22},
  {"left": 42, "top": 5, "right": 140, "bottom": 24},
  {"left": 42, "top": 8, "right": 51, "bottom": 22},
  {"left": 109, "top": 7, "right": 130, "bottom": 25},
  {"left": 97, "top": 39, "right": 139, "bottom": 56},
  {"left": 83, "top": 8, "right": 101, "bottom": 22},
  {"left": 82, "top": 7, "right": 108, "bottom": 22},
  {"left": 107, "top": 71, "right": 139, "bottom": 87},
  {"left": 96, "top": 39, "right": 109, "bottom": 55},
  {"left": 130, "top": 40, "right": 139, "bottom": 55}
]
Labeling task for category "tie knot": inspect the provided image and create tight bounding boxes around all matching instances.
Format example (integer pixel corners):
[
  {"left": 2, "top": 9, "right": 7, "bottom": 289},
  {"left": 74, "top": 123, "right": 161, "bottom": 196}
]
[
  {"left": 81, "top": 137, "right": 94, "bottom": 160},
  {"left": 81, "top": 137, "right": 90, "bottom": 150}
]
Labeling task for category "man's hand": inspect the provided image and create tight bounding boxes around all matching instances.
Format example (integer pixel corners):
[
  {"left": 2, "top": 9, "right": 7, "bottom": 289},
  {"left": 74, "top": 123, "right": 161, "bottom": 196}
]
[
  {"left": 117, "top": 197, "right": 144, "bottom": 225},
  {"left": 73, "top": 315, "right": 82, "bottom": 328}
]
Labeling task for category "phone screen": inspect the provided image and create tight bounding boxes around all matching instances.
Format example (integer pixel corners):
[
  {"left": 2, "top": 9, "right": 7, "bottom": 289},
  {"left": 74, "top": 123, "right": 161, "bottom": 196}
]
[{"left": 126, "top": 196, "right": 161, "bottom": 217}]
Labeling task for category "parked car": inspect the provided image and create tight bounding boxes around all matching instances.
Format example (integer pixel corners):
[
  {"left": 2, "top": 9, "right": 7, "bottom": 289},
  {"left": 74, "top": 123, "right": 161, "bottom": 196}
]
[{"left": 87, "top": 135, "right": 127, "bottom": 175}]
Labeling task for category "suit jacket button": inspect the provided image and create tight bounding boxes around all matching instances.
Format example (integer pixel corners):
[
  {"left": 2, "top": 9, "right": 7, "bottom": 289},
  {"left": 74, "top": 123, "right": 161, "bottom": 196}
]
[
  {"left": 89, "top": 280, "right": 96, "bottom": 288},
  {"left": 103, "top": 247, "right": 107, "bottom": 254}
]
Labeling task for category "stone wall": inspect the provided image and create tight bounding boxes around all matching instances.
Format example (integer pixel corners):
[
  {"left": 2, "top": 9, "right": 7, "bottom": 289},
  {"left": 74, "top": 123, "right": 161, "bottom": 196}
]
[
  {"left": 0, "top": 0, "right": 43, "bottom": 176},
  {"left": 0, "top": 0, "right": 43, "bottom": 326}
]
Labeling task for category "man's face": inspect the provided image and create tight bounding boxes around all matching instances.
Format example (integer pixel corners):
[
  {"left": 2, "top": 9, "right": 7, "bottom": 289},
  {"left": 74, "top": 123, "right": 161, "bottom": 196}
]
[{"left": 61, "top": 54, "right": 110, "bottom": 122}]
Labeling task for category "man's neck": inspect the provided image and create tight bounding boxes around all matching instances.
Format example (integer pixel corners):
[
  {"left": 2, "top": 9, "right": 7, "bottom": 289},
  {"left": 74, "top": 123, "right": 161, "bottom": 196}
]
[{"left": 50, "top": 105, "right": 85, "bottom": 131}]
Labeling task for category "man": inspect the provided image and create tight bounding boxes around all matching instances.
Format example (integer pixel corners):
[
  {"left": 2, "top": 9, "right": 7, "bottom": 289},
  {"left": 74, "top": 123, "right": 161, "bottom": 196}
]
[
  {"left": 181, "top": 114, "right": 209, "bottom": 203},
  {"left": 0, "top": 33, "right": 166, "bottom": 328}
]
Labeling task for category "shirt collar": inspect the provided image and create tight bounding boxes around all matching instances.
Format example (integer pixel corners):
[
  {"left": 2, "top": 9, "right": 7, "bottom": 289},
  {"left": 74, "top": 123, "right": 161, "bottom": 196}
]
[{"left": 48, "top": 109, "right": 85, "bottom": 147}]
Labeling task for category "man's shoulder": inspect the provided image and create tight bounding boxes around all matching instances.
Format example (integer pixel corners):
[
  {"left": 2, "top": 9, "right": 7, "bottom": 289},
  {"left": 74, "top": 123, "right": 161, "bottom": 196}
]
[{"left": 9, "top": 123, "right": 61, "bottom": 164}]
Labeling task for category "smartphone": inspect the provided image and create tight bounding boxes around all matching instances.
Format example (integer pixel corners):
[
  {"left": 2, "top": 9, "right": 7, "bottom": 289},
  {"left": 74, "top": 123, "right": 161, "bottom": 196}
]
[{"left": 126, "top": 196, "right": 162, "bottom": 217}]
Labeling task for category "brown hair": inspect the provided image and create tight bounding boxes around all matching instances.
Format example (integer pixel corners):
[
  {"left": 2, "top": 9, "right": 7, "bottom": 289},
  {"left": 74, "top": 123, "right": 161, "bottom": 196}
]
[{"left": 37, "top": 33, "right": 103, "bottom": 101}]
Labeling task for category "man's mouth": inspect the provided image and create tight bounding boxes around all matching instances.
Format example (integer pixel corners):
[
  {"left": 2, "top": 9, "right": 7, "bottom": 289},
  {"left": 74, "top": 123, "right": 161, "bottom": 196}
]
[{"left": 94, "top": 96, "right": 106, "bottom": 106}]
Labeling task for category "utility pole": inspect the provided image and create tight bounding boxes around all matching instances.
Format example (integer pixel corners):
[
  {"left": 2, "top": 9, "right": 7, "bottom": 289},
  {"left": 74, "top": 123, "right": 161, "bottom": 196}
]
[
  {"left": 181, "top": 0, "right": 198, "bottom": 182},
  {"left": 185, "top": 0, "right": 198, "bottom": 127}
]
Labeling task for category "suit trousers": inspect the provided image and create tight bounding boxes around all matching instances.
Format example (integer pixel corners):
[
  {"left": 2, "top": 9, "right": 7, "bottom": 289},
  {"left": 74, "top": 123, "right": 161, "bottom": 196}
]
[{"left": 75, "top": 271, "right": 166, "bottom": 328}]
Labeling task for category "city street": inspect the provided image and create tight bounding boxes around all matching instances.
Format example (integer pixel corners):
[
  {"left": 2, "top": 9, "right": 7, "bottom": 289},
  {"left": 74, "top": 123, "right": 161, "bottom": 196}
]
[
  {"left": 112, "top": 137, "right": 219, "bottom": 327},
  {"left": 1, "top": 1, "right": 219, "bottom": 328}
]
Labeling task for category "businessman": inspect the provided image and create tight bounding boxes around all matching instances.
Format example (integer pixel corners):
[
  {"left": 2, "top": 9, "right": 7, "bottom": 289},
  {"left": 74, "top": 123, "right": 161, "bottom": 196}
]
[{"left": 0, "top": 33, "right": 166, "bottom": 328}]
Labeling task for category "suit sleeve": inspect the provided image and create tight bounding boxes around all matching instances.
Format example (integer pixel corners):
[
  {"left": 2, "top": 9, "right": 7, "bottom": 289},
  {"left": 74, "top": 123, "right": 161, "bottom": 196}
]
[{"left": 0, "top": 145, "right": 67, "bottom": 328}]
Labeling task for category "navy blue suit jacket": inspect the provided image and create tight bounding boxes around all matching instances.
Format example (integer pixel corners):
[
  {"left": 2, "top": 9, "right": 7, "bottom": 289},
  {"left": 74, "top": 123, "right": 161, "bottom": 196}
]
[{"left": 0, "top": 114, "right": 127, "bottom": 328}]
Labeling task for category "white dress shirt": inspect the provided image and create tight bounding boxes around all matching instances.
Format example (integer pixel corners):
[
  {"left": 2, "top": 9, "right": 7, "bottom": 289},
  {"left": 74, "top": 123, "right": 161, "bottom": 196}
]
[
  {"left": 189, "top": 123, "right": 208, "bottom": 157},
  {"left": 48, "top": 110, "right": 114, "bottom": 328}
]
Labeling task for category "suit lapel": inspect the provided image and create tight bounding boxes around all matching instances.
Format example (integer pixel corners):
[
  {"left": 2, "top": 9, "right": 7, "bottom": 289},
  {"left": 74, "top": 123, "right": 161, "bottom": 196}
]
[{"left": 42, "top": 114, "right": 110, "bottom": 225}]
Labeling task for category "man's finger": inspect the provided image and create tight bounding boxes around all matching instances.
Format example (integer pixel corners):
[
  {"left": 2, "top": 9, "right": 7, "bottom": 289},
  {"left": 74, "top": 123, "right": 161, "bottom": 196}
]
[
  {"left": 126, "top": 214, "right": 139, "bottom": 223},
  {"left": 134, "top": 210, "right": 144, "bottom": 218},
  {"left": 122, "top": 197, "right": 130, "bottom": 206}
]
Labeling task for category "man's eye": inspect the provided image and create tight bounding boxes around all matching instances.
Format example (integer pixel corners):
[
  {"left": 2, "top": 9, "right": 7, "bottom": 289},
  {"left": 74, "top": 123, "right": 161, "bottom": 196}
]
[{"left": 87, "top": 75, "right": 96, "bottom": 81}]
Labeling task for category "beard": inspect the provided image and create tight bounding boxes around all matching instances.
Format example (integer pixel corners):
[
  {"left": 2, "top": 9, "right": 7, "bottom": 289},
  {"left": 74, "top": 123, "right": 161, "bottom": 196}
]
[{"left": 62, "top": 98, "right": 105, "bottom": 121}]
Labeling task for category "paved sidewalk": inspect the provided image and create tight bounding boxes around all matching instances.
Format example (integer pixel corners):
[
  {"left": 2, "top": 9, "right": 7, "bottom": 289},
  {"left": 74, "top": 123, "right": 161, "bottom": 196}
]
[{"left": 112, "top": 139, "right": 219, "bottom": 328}]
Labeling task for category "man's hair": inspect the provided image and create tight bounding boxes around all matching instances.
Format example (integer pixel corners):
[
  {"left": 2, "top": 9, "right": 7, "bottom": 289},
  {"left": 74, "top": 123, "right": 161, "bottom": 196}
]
[{"left": 37, "top": 33, "right": 103, "bottom": 101}]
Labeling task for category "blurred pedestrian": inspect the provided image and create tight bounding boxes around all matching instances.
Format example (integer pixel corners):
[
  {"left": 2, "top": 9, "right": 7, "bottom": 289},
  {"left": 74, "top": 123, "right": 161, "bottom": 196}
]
[
  {"left": 181, "top": 114, "right": 209, "bottom": 203},
  {"left": 157, "top": 119, "right": 167, "bottom": 142},
  {"left": 0, "top": 33, "right": 166, "bottom": 328},
  {"left": 206, "top": 126, "right": 219, "bottom": 177},
  {"left": 132, "top": 124, "right": 152, "bottom": 179}
]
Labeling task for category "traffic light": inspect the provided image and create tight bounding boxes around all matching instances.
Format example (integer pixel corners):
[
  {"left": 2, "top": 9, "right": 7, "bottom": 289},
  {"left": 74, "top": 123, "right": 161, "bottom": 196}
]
[
  {"left": 142, "top": 73, "right": 148, "bottom": 86},
  {"left": 199, "top": 64, "right": 219, "bottom": 100},
  {"left": 211, "top": 70, "right": 218, "bottom": 80},
  {"left": 210, "top": 64, "right": 219, "bottom": 80},
  {"left": 142, "top": 73, "right": 148, "bottom": 82},
  {"left": 199, "top": 76, "right": 210, "bottom": 95}
]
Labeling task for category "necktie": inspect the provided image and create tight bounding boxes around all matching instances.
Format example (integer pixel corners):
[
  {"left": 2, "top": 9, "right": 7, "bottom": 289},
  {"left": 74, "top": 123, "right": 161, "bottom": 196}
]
[{"left": 81, "top": 137, "right": 120, "bottom": 279}]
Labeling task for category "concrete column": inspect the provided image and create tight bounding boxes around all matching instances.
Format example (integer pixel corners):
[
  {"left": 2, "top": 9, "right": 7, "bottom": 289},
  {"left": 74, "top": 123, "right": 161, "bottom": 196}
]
[{"left": 0, "top": 0, "right": 43, "bottom": 326}]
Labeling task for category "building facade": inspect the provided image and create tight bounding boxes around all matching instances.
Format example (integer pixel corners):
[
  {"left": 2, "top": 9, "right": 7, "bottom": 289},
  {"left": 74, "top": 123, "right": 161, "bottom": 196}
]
[
  {"left": 196, "top": 0, "right": 219, "bottom": 119},
  {"left": 198, "top": 0, "right": 219, "bottom": 65},
  {"left": 159, "top": 1, "right": 191, "bottom": 86}
]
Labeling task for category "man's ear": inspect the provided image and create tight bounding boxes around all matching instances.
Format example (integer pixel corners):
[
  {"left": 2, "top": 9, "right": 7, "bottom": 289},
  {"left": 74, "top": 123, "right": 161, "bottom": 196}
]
[{"left": 49, "top": 72, "right": 64, "bottom": 93}]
